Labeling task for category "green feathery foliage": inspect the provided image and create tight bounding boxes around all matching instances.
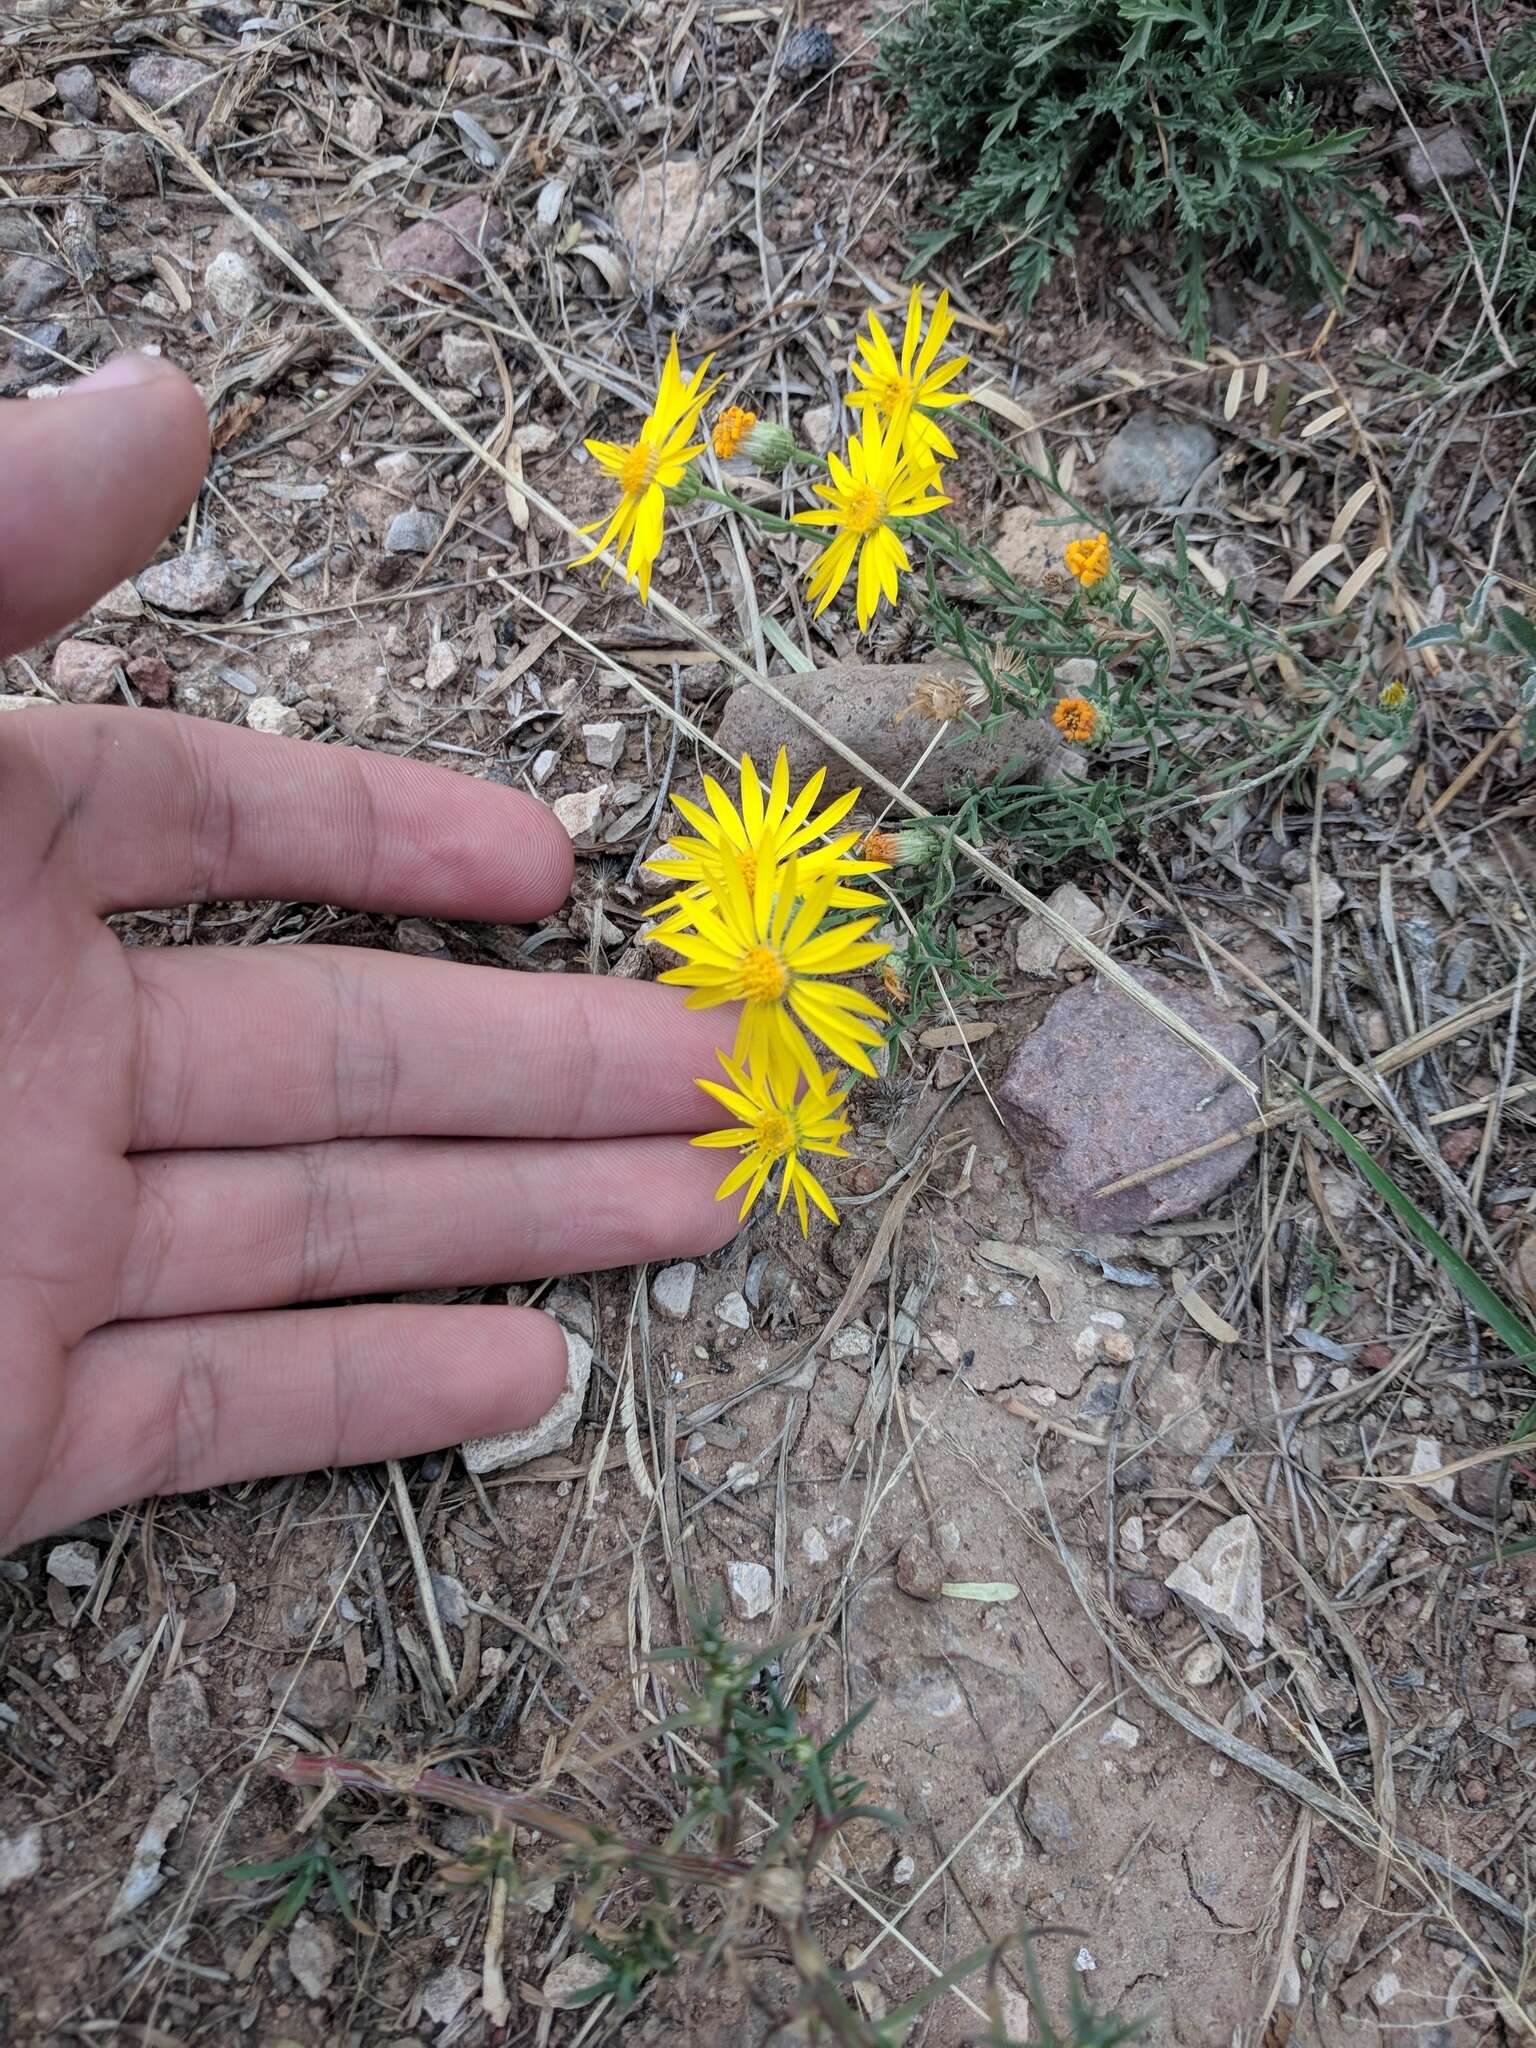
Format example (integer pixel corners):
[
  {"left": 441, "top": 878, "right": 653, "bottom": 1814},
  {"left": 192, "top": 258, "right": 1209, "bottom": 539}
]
[{"left": 876, "top": 0, "right": 1397, "bottom": 352}]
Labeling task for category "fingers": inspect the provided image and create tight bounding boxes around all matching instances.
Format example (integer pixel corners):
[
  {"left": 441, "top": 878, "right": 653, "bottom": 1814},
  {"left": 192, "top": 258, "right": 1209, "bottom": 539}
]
[
  {"left": 9, "top": 1305, "right": 571, "bottom": 1548},
  {"left": 127, "top": 947, "right": 731, "bottom": 1151},
  {"left": 0, "top": 355, "right": 210, "bottom": 658},
  {"left": 119, "top": 1136, "right": 736, "bottom": 1320},
  {"left": 15, "top": 706, "right": 573, "bottom": 919}
]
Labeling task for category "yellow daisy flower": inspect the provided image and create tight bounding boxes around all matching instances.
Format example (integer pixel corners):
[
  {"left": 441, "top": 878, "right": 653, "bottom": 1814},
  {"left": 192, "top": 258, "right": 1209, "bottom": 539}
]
[
  {"left": 656, "top": 851, "right": 888, "bottom": 1092},
  {"left": 647, "top": 748, "right": 887, "bottom": 930},
  {"left": 693, "top": 1054, "right": 850, "bottom": 1234},
  {"left": 794, "top": 412, "right": 949, "bottom": 631},
  {"left": 847, "top": 284, "right": 970, "bottom": 461},
  {"left": 1380, "top": 678, "right": 1410, "bottom": 710},
  {"left": 577, "top": 337, "right": 715, "bottom": 601},
  {"left": 1064, "top": 532, "right": 1112, "bottom": 588}
]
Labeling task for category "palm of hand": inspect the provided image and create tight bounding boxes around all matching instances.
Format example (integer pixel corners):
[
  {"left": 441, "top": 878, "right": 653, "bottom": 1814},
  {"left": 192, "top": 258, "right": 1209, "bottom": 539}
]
[{"left": 0, "top": 360, "right": 731, "bottom": 1550}]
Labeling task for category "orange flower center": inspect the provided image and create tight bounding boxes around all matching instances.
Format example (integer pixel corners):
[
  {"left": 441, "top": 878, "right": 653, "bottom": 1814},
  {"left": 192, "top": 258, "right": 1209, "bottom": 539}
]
[
  {"left": 1052, "top": 696, "right": 1098, "bottom": 744},
  {"left": 737, "top": 847, "right": 759, "bottom": 893},
  {"left": 739, "top": 944, "right": 789, "bottom": 1002},
  {"left": 845, "top": 485, "right": 887, "bottom": 536},
  {"left": 861, "top": 828, "right": 901, "bottom": 863},
  {"left": 878, "top": 374, "right": 914, "bottom": 415},
  {"left": 713, "top": 406, "right": 757, "bottom": 458},
  {"left": 618, "top": 440, "right": 662, "bottom": 496}
]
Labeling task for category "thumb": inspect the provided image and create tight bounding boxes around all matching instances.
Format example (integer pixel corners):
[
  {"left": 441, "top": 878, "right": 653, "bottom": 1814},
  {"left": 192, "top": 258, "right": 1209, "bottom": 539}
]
[{"left": 0, "top": 353, "right": 210, "bottom": 659}]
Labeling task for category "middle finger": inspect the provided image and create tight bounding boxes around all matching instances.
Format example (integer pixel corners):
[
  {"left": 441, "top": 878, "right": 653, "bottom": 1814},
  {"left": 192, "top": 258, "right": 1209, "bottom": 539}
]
[
  {"left": 128, "top": 945, "right": 728, "bottom": 1151},
  {"left": 118, "top": 1133, "right": 736, "bottom": 1321}
]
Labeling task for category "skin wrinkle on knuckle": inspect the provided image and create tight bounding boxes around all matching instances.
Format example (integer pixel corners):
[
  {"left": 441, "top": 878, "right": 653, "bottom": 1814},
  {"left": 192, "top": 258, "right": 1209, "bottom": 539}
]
[
  {"left": 162, "top": 1319, "right": 225, "bottom": 1499},
  {"left": 121, "top": 1158, "right": 181, "bottom": 1322},
  {"left": 177, "top": 721, "right": 239, "bottom": 905}
]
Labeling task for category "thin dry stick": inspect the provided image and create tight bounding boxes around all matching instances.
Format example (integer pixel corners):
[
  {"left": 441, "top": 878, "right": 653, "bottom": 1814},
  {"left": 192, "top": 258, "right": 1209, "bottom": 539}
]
[
  {"left": 387, "top": 1457, "right": 456, "bottom": 1698},
  {"left": 107, "top": 80, "right": 1254, "bottom": 1103}
]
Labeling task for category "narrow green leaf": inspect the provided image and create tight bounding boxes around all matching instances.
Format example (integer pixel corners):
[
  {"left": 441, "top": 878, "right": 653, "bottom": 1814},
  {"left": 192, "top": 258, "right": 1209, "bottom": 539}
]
[{"left": 1298, "top": 1089, "right": 1536, "bottom": 1371}]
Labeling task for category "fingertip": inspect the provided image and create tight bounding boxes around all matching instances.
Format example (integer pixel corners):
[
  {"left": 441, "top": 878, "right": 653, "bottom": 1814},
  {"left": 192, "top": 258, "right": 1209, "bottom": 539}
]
[
  {"left": 496, "top": 1308, "right": 576, "bottom": 1426},
  {"left": 514, "top": 791, "right": 576, "bottom": 914}
]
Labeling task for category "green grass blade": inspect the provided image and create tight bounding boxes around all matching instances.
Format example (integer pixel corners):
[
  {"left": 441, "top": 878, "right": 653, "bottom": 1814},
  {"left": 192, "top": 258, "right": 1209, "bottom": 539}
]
[{"left": 1298, "top": 1088, "right": 1536, "bottom": 1372}]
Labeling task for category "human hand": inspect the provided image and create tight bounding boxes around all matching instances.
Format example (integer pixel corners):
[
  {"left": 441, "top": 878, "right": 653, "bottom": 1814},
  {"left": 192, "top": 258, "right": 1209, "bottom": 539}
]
[{"left": 0, "top": 355, "right": 733, "bottom": 1551}]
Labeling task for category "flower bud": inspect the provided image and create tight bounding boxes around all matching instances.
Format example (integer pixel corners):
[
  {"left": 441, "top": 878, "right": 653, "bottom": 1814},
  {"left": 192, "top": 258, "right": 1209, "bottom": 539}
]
[
  {"left": 663, "top": 464, "right": 703, "bottom": 506},
  {"left": 740, "top": 420, "right": 798, "bottom": 475}
]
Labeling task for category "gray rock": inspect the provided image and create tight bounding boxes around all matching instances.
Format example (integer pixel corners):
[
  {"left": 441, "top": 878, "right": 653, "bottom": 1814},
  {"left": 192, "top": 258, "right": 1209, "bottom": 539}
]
[
  {"left": 551, "top": 785, "right": 607, "bottom": 839},
  {"left": 1117, "top": 1575, "right": 1169, "bottom": 1622},
  {"left": 46, "top": 1539, "right": 98, "bottom": 1588},
  {"left": 183, "top": 1581, "right": 236, "bottom": 1645},
  {"left": 422, "top": 1965, "right": 479, "bottom": 2025},
  {"left": 267, "top": 1658, "right": 356, "bottom": 1732},
  {"left": 51, "top": 638, "right": 123, "bottom": 704},
  {"left": 1014, "top": 881, "right": 1106, "bottom": 976},
  {"left": 204, "top": 248, "right": 261, "bottom": 320},
  {"left": 422, "top": 640, "right": 460, "bottom": 691},
  {"left": 716, "top": 1291, "right": 751, "bottom": 1330},
  {"left": 125, "top": 54, "right": 213, "bottom": 114},
  {"left": 613, "top": 154, "right": 729, "bottom": 295},
  {"left": 1182, "top": 1641, "right": 1223, "bottom": 1686},
  {"left": 1290, "top": 873, "right": 1343, "bottom": 922},
  {"left": 1095, "top": 410, "right": 1218, "bottom": 508},
  {"left": 135, "top": 550, "right": 241, "bottom": 616},
  {"left": 439, "top": 328, "right": 495, "bottom": 386},
  {"left": 54, "top": 64, "right": 99, "bottom": 120},
  {"left": 246, "top": 695, "right": 302, "bottom": 737},
  {"left": 1212, "top": 536, "right": 1258, "bottom": 604},
  {"left": 1021, "top": 1781, "right": 1078, "bottom": 1857},
  {"left": 1166, "top": 1513, "right": 1265, "bottom": 1650},
  {"left": 1456, "top": 1459, "right": 1508, "bottom": 1521},
  {"left": 1398, "top": 124, "right": 1478, "bottom": 192},
  {"left": 543, "top": 1953, "right": 611, "bottom": 2010},
  {"left": 430, "top": 1572, "right": 471, "bottom": 1630},
  {"left": 0, "top": 1826, "right": 42, "bottom": 1896},
  {"left": 650, "top": 1261, "right": 697, "bottom": 1320},
  {"left": 895, "top": 1538, "right": 942, "bottom": 1601},
  {"left": 102, "top": 134, "right": 156, "bottom": 199},
  {"left": 107, "top": 1790, "right": 186, "bottom": 1924},
  {"left": 50, "top": 130, "right": 94, "bottom": 165},
  {"left": 146, "top": 1671, "right": 210, "bottom": 1780},
  {"left": 726, "top": 1560, "right": 773, "bottom": 1620},
  {"left": 713, "top": 661, "right": 1061, "bottom": 810},
  {"left": 543, "top": 1282, "right": 594, "bottom": 1341},
  {"left": 996, "top": 967, "right": 1260, "bottom": 1230},
  {"left": 383, "top": 194, "right": 505, "bottom": 285},
  {"left": 583, "top": 717, "right": 625, "bottom": 768},
  {"left": 383, "top": 507, "right": 444, "bottom": 554},
  {"left": 461, "top": 1328, "right": 593, "bottom": 1473},
  {"left": 1, "top": 255, "right": 67, "bottom": 319},
  {"left": 287, "top": 1915, "right": 338, "bottom": 2000},
  {"left": 778, "top": 23, "right": 838, "bottom": 81},
  {"left": 992, "top": 506, "right": 1099, "bottom": 585}
]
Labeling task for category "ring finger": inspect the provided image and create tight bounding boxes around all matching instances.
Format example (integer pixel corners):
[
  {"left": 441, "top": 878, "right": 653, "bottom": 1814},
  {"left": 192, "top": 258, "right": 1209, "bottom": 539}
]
[{"left": 118, "top": 1134, "right": 736, "bottom": 1321}]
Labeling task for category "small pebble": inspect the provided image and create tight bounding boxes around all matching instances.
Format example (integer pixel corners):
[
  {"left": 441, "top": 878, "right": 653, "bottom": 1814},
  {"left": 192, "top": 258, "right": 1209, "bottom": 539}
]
[
  {"left": 46, "top": 1540, "right": 98, "bottom": 1589},
  {"left": 1116, "top": 1575, "right": 1168, "bottom": 1622},
  {"left": 1182, "top": 1642, "right": 1223, "bottom": 1687},
  {"left": 246, "top": 695, "right": 302, "bottom": 738},
  {"left": 582, "top": 718, "right": 625, "bottom": 769}
]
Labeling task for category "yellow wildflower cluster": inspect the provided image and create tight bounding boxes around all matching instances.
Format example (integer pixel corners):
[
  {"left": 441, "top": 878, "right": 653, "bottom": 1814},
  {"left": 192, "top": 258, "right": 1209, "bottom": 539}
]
[
  {"left": 648, "top": 750, "right": 891, "bottom": 1233},
  {"left": 576, "top": 286, "right": 968, "bottom": 633}
]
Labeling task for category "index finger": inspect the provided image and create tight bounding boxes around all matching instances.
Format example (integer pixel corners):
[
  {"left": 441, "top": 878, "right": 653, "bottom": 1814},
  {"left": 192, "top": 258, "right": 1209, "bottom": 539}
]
[{"left": 11, "top": 705, "right": 574, "bottom": 921}]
